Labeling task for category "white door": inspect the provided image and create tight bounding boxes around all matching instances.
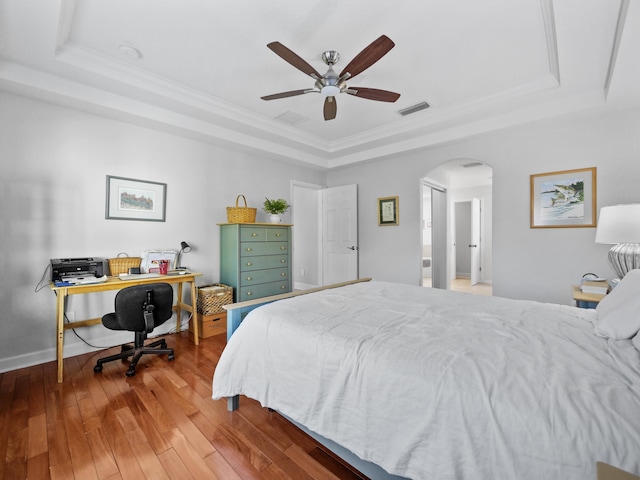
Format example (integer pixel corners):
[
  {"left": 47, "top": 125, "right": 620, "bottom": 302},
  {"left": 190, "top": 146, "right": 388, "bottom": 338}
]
[
  {"left": 470, "top": 198, "right": 481, "bottom": 285},
  {"left": 322, "top": 184, "right": 358, "bottom": 284}
]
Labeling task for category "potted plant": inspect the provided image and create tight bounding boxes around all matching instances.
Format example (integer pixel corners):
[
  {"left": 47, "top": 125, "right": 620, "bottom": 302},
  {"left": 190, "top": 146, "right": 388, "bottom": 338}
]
[{"left": 263, "top": 197, "right": 290, "bottom": 223}]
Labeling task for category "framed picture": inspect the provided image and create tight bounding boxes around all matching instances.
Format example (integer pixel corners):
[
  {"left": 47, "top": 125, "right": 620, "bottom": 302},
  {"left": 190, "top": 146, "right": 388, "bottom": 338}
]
[
  {"left": 105, "top": 175, "right": 167, "bottom": 222},
  {"left": 530, "top": 167, "right": 596, "bottom": 228},
  {"left": 141, "top": 250, "right": 177, "bottom": 273},
  {"left": 378, "top": 196, "right": 399, "bottom": 226}
]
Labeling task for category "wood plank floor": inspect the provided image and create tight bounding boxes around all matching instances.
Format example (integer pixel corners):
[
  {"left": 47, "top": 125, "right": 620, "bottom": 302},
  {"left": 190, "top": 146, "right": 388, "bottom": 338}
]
[{"left": 0, "top": 331, "right": 369, "bottom": 480}]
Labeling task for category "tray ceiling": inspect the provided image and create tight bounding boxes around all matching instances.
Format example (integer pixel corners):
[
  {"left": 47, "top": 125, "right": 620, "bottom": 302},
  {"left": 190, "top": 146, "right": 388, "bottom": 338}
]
[{"left": 0, "top": 0, "right": 637, "bottom": 168}]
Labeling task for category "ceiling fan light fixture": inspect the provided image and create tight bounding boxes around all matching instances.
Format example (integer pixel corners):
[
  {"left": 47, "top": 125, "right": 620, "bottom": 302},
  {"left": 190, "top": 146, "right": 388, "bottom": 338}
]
[{"left": 321, "top": 85, "right": 341, "bottom": 97}]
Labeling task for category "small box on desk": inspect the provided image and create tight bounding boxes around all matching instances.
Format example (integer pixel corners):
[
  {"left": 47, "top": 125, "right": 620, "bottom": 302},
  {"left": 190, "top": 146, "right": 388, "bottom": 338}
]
[{"left": 190, "top": 311, "right": 227, "bottom": 339}]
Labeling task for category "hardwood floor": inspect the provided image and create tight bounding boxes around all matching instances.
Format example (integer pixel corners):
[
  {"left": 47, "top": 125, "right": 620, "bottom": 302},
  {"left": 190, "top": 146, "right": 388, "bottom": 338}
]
[
  {"left": 0, "top": 332, "right": 369, "bottom": 480},
  {"left": 423, "top": 277, "right": 493, "bottom": 296}
]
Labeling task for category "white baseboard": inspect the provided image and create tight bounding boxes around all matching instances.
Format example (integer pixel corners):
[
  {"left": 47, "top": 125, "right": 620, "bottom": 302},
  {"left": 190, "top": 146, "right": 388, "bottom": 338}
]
[
  {"left": 0, "top": 330, "right": 130, "bottom": 373},
  {"left": 293, "top": 281, "right": 319, "bottom": 291},
  {"left": 0, "top": 318, "right": 187, "bottom": 374}
]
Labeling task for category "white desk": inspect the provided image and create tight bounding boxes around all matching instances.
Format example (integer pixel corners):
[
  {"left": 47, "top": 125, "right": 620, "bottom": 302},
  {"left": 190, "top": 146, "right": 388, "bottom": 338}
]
[{"left": 50, "top": 273, "right": 201, "bottom": 383}]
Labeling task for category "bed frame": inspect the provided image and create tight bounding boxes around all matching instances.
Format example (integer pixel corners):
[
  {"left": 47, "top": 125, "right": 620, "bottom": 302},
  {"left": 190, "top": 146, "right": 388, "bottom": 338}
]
[
  {"left": 221, "top": 277, "right": 408, "bottom": 480},
  {"left": 222, "top": 277, "right": 371, "bottom": 411}
]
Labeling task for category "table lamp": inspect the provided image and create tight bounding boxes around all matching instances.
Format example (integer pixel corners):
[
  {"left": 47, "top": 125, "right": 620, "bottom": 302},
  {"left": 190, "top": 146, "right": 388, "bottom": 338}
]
[
  {"left": 176, "top": 241, "right": 192, "bottom": 269},
  {"left": 595, "top": 204, "right": 640, "bottom": 278}
]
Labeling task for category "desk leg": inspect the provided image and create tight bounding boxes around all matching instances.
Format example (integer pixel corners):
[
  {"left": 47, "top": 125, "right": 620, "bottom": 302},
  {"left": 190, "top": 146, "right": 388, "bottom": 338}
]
[
  {"left": 190, "top": 280, "right": 199, "bottom": 345},
  {"left": 176, "top": 282, "right": 183, "bottom": 333},
  {"left": 56, "top": 289, "right": 67, "bottom": 383}
]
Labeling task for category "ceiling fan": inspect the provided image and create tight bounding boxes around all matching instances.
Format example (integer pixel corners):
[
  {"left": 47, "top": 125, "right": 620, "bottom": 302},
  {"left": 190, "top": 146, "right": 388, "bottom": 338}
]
[{"left": 261, "top": 35, "right": 401, "bottom": 121}]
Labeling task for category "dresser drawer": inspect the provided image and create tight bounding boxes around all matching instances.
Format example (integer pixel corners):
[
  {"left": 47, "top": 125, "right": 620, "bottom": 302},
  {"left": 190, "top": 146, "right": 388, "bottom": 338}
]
[
  {"left": 239, "top": 226, "right": 289, "bottom": 242},
  {"left": 266, "top": 228, "right": 288, "bottom": 241},
  {"left": 240, "top": 242, "right": 288, "bottom": 256},
  {"left": 240, "top": 254, "right": 289, "bottom": 271},
  {"left": 239, "top": 281, "right": 289, "bottom": 301},
  {"left": 240, "top": 226, "right": 268, "bottom": 242},
  {"left": 240, "top": 267, "right": 289, "bottom": 286}
]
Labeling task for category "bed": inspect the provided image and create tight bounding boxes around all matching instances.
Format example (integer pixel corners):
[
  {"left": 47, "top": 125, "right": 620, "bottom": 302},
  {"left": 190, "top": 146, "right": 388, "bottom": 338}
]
[{"left": 212, "top": 274, "right": 640, "bottom": 480}]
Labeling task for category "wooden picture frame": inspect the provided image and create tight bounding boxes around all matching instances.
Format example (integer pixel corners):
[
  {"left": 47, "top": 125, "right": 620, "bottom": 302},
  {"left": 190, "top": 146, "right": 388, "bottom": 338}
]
[
  {"left": 106, "top": 175, "right": 167, "bottom": 222},
  {"left": 378, "top": 196, "right": 399, "bottom": 226},
  {"left": 530, "top": 167, "right": 596, "bottom": 228}
]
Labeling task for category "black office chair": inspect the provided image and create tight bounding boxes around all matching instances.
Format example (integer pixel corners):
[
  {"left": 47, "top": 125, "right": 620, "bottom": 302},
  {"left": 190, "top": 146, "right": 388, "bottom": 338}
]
[{"left": 94, "top": 283, "right": 175, "bottom": 377}]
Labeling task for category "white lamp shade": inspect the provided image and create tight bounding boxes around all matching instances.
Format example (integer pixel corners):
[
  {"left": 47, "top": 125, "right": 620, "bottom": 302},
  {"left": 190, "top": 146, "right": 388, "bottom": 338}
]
[{"left": 595, "top": 204, "right": 640, "bottom": 244}]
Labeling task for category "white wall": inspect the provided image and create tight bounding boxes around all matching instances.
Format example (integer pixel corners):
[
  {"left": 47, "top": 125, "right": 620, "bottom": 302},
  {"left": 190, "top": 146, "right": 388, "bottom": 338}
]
[
  {"left": 0, "top": 92, "right": 325, "bottom": 371},
  {"left": 326, "top": 105, "right": 640, "bottom": 304},
  {"left": 3, "top": 89, "right": 640, "bottom": 373}
]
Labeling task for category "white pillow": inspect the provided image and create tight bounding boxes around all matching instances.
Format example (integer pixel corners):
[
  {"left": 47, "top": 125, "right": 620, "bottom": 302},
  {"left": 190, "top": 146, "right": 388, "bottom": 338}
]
[{"left": 594, "top": 269, "right": 640, "bottom": 339}]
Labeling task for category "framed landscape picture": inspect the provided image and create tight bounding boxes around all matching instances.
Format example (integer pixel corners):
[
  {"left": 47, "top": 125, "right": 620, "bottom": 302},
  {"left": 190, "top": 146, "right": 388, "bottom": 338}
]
[
  {"left": 530, "top": 167, "right": 596, "bottom": 228},
  {"left": 105, "top": 175, "right": 167, "bottom": 222}
]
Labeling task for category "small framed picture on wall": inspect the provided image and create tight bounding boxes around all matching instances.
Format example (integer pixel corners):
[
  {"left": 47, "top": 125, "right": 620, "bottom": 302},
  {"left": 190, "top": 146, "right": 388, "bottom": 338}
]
[{"left": 378, "top": 196, "right": 399, "bottom": 226}]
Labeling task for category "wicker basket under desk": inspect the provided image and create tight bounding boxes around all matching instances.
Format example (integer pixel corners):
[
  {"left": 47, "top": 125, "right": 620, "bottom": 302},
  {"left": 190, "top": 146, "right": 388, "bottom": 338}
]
[{"left": 197, "top": 284, "right": 233, "bottom": 315}]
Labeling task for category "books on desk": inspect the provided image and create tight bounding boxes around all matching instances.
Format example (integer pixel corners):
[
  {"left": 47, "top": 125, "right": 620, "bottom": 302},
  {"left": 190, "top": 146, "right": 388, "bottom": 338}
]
[{"left": 581, "top": 280, "right": 610, "bottom": 295}]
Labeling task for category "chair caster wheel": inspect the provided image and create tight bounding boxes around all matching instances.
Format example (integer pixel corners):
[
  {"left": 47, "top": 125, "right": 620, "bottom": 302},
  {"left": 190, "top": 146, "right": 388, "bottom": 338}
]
[
  {"left": 94, "top": 364, "right": 103, "bottom": 373},
  {"left": 168, "top": 353, "right": 175, "bottom": 361},
  {"left": 126, "top": 369, "right": 136, "bottom": 377}
]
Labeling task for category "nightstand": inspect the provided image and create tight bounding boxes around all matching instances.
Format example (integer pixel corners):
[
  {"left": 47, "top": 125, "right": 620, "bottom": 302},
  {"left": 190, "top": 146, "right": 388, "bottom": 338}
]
[{"left": 572, "top": 285, "right": 606, "bottom": 309}]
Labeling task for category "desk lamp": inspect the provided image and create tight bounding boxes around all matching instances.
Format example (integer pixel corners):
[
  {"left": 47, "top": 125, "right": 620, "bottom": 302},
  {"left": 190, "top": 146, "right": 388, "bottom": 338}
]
[
  {"left": 176, "top": 241, "right": 193, "bottom": 269},
  {"left": 595, "top": 204, "right": 640, "bottom": 278}
]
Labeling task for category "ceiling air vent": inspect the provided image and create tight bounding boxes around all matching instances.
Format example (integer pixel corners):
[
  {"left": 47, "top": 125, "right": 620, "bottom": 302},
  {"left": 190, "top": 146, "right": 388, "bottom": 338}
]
[
  {"left": 398, "top": 101, "right": 430, "bottom": 116},
  {"left": 275, "top": 111, "right": 308, "bottom": 126},
  {"left": 462, "top": 162, "right": 484, "bottom": 168}
]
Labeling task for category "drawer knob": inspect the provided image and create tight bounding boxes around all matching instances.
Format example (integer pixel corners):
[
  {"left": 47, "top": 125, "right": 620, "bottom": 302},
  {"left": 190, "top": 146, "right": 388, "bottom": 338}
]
[
  {"left": 246, "top": 247, "right": 252, "bottom": 252},
  {"left": 247, "top": 291, "right": 253, "bottom": 296},
  {"left": 246, "top": 277, "right": 252, "bottom": 281},
  {"left": 281, "top": 285, "right": 286, "bottom": 289},
  {"left": 252, "top": 233, "right": 257, "bottom": 237},
  {"left": 280, "top": 246, "right": 285, "bottom": 250},
  {"left": 275, "top": 233, "right": 281, "bottom": 237},
  {"left": 280, "top": 259, "right": 285, "bottom": 263},
  {"left": 281, "top": 272, "right": 286, "bottom": 276},
  {"left": 246, "top": 262, "right": 252, "bottom": 266}
]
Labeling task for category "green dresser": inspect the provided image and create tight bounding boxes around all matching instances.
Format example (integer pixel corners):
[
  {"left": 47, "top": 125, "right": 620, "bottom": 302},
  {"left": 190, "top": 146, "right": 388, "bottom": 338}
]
[{"left": 219, "top": 223, "right": 292, "bottom": 303}]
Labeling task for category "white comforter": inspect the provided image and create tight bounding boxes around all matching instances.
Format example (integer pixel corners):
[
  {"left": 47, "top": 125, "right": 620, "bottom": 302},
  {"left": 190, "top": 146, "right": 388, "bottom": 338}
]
[{"left": 212, "top": 281, "right": 640, "bottom": 479}]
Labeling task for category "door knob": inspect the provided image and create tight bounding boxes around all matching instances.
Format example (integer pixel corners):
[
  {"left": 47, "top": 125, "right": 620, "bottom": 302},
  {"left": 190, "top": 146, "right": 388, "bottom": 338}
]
[
  {"left": 347, "top": 246, "right": 359, "bottom": 251},
  {"left": 469, "top": 244, "right": 478, "bottom": 248}
]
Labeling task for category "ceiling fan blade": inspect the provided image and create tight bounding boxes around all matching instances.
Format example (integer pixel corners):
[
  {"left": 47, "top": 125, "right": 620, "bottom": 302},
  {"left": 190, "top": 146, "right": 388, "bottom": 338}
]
[
  {"left": 345, "top": 87, "right": 401, "bottom": 103},
  {"left": 261, "top": 89, "right": 313, "bottom": 101},
  {"left": 267, "top": 42, "right": 322, "bottom": 79},
  {"left": 324, "top": 96, "right": 337, "bottom": 121},
  {"left": 339, "top": 35, "right": 395, "bottom": 80}
]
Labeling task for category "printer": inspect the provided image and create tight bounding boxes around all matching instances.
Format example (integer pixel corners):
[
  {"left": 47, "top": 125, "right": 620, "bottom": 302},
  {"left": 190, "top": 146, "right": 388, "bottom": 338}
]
[{"left": 50, "top": 257, "right": 106, "bottom": 282}]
